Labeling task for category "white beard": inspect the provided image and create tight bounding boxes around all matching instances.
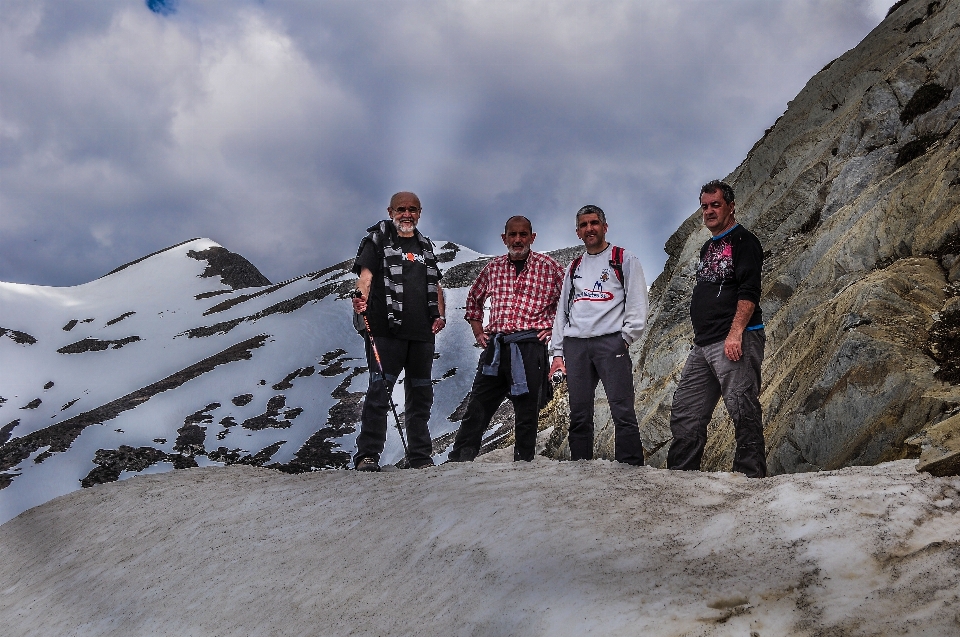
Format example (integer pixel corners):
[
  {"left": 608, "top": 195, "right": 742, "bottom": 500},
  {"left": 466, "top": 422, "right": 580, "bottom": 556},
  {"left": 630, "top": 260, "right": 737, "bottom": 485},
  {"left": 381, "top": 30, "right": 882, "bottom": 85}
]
[{"left": 394, "top": 219, "right": 418, "bottom": 234}]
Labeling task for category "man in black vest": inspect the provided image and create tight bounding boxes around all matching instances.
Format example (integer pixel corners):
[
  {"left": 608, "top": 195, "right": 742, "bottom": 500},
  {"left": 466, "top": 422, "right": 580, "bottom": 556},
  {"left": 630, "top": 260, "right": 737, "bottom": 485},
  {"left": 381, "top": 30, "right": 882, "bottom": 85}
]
[
  {"left": 667, "top": 180, "right": 767, "bottom": 477},
  {"left": 351, "top": 192, "right": 446, "bottom": 471}
]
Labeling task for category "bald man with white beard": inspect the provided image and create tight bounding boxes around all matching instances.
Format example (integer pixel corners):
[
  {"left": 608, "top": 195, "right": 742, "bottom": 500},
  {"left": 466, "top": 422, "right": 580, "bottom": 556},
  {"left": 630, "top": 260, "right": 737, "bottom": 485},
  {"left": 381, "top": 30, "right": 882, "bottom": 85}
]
[{"left": 351, "top": 192, "right": 446, "bottom": 471}]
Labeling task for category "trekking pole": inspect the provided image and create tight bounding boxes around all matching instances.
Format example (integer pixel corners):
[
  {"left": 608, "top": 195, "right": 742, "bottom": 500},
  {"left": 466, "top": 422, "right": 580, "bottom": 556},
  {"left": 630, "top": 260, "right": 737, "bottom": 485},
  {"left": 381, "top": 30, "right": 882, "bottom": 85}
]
[{"left": 351, "top": 289, "right": 409, "bottom": 460}]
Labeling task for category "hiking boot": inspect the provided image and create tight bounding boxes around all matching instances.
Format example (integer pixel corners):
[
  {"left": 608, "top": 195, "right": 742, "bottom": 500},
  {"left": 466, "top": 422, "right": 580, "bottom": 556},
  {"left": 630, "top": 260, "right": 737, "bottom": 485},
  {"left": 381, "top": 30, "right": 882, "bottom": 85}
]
[
  {"left": 446, "top": 446, "right": 478, "bottom": 463},
  {"left": 354, "top": 456, "right": 381, "bottom": 472}
]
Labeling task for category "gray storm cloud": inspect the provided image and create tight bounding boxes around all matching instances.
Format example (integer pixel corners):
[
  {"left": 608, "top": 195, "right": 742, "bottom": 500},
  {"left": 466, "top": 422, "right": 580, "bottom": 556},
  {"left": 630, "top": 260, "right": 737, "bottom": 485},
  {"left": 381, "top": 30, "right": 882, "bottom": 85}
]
[{"left": 0, "top": 0, "right": 888, "bottom": 286}]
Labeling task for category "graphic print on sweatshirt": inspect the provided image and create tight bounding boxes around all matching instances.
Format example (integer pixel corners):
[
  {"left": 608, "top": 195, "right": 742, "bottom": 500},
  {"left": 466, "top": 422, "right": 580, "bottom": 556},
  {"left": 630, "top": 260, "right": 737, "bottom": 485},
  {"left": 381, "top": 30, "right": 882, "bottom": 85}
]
[
  {"left": 697, "top": 239, "right": 734, "bottom": 284},
  {"left": 574, "top": 267, "right": 615, "bottom": 303},
  {"left": 403, "top": 252, "right": 426, "bottom": 265}
]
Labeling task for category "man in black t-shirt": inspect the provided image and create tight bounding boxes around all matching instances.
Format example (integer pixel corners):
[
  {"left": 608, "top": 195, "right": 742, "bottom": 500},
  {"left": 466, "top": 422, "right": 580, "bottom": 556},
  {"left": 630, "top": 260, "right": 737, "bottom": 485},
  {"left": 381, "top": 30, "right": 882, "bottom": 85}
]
[
  {"left": 350, "top": 192, "right": 446, "bottom": 471},
  {"left": 667, "top": 180, "right": 767, "bottom": 477}
]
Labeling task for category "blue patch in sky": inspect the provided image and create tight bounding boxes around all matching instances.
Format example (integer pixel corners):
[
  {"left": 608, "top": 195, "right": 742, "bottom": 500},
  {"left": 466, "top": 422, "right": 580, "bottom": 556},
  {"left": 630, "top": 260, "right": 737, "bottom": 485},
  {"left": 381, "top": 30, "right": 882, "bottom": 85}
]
[{"left": 146, "top": 0, "right": 178, "bottom": 16}]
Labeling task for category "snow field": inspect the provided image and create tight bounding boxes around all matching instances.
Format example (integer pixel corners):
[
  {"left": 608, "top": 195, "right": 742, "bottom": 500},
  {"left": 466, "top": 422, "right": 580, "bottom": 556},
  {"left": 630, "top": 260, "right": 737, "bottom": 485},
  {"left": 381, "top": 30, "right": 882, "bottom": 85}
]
[{"left": 1, "top": 458, "right": 958, "bottom": 636}]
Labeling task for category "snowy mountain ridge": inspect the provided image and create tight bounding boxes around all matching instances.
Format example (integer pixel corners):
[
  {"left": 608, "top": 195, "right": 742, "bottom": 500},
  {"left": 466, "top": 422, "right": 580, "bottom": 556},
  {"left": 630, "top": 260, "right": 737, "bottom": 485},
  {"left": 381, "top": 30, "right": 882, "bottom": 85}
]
[{"left": 0, "top": 237, "right": 504, "bottom": 524}]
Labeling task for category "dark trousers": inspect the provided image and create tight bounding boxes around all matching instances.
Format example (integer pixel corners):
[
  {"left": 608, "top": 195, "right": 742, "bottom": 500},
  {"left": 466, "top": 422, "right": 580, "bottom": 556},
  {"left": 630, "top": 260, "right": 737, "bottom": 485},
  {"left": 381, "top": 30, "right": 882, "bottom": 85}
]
[
  {"left": 667, "top": 329, "right": 766, "bottom": 477},
  {"left": 354, "top": 336, "right": 434, "bottom": 467},
  {"left": 565, "top": 333, "right": 645, "bottom": 465},
  {"left": 449, "top": 339, "right": 546, "bottom": 462}
]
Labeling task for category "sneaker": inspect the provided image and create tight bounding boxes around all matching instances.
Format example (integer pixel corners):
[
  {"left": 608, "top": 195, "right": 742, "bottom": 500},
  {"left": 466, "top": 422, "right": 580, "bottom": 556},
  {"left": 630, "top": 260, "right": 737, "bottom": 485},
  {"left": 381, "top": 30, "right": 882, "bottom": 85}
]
[{"left": 354, "top": 456, "right": 381, "bottom": 472}]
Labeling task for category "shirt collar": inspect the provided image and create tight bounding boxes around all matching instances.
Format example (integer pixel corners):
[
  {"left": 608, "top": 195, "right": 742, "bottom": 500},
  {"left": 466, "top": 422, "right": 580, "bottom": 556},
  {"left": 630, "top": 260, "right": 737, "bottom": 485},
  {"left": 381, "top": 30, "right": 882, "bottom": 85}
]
[{"left": 711, "top": 223, "right": 739, "bottom": 241}]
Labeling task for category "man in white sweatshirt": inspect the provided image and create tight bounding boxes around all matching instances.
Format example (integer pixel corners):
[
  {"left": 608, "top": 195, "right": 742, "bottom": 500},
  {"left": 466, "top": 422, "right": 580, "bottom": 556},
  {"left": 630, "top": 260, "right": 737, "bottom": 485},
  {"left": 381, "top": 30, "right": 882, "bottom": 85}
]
[{"left": 549, "top": 205, "right": 648, "bottom": 465}]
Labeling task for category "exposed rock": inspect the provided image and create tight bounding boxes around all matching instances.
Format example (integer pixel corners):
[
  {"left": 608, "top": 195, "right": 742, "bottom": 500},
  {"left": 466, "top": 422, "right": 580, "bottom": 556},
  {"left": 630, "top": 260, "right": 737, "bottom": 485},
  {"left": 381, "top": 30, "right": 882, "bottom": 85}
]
[
  {"left": 272, "top": 370, "right": 302, "bottom": 390},
  {"left": 105, "top": 312, "right": 136, "bottom": 326},
  {"left": 0, "top": 327, "right": 37, "bottom": 345},
  {"left": 271, "top": 365, "right": 317, "bottom": 387},
  {"left": 540, "top": 384, "right": 571, "bottom": 460},
  {"left": 186, "top": 246, "right": 272, "bottom": 289},
  {"left": 901, "top": 82, "right": 952, "bottom": 124},
  {"left": 184, "top": 279, "right": 344, "bottom": 337},
  {"left": 585, "top": 1, "right": 960, "bottom": 475},
  {"left": 319, "top": 360, "right": 349, "bottom": 377},
  {"left": 0, "top": 420, "right": 19, "bottom": 445},
  {"left": 928, "top": 282, "right": 960, "bottom": 383},
  {"left": 208, "top": 441, "right": 285, "bottom": 467},
  {"left": 435, "top": 242, "right": 460, "bottom": 263},
  {"left": 180, "top": 318, "right": 244, "bottom": 339},
  {"left": 175, "top": 403, "right": 220, "bottom": 455},
  {"left": 62, "top": 319, "right": 78, "bottom": 331},
  {"left": 20, "top": 399, "right": 41, "bottom": 410},
  {"left": 200, "top": 259, "right": 351, "bottom": 316},
  {"left": 908, "top": 412, "right": 960, "bottom": 476},
  {"left": 43, "top": 381, "right": 54, "bottom": 390},
  {"left": 240, "top": 395, "right": 291, "bottom": 430},
  {"left": 319, "top": 349, "right": 346, "bottom": 365},
  {"left": 231, "top": 394, "right": 253, "bottom": 407},
  {"left": 442, "top": 258, "right": 493, "bottom": 289},
  {"left": 80, "top": 446, "right": 169, "bottom": 487},
  {"left": 546, "top": 246, "right": 586, "bottom": 268},
  {"left": 269, "top": 368, "right": 365, "bottom": 472},
  {"left": 57, "top": 336, "right": 141, "bottom": 354},
  {"left": 194, "top": 289, "right": 232, "bottom": 300}
]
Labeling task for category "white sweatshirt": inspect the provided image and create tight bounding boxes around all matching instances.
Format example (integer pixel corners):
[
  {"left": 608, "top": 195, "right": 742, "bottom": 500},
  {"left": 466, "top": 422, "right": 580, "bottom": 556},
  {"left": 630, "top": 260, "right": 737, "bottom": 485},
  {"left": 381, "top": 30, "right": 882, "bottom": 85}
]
[{"left": 551, "top": 244, "right": 648, "bottom": 356}]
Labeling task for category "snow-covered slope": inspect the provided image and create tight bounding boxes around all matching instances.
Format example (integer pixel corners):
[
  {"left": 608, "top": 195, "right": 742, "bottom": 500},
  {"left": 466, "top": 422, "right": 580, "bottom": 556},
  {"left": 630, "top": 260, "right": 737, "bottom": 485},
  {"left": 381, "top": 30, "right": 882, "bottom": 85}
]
[
  {"left": 0, "top": 238, "right": 492, "bottom": 524},
  {"left": 1, "top": 457, "right": 958, "bottom": 636}
]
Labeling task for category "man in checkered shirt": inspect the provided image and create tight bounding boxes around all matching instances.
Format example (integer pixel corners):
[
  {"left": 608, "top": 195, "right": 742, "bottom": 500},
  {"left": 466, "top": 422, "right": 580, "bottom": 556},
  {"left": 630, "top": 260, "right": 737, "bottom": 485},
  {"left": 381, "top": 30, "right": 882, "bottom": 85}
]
[{"left": 447, "top": 216, "right": 564, "bottom": 462}]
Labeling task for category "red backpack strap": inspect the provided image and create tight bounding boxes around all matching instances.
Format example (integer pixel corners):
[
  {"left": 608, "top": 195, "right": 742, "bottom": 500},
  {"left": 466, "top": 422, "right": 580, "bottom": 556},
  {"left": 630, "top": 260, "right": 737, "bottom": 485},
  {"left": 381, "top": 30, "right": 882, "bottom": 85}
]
[
  {"left": 609, "top": 246, "right": 624, "bottom": 284},
  {"left": 570, "top": 254, "right": 583, "bottom": 277}
]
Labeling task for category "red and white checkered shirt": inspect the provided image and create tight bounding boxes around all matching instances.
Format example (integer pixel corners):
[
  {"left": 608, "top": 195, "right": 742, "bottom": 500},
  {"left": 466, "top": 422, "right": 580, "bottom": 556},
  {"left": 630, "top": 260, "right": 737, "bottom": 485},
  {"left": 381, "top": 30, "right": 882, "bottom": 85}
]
[{"left": 464, "top": 251, "right": 564, "bottom": 333}]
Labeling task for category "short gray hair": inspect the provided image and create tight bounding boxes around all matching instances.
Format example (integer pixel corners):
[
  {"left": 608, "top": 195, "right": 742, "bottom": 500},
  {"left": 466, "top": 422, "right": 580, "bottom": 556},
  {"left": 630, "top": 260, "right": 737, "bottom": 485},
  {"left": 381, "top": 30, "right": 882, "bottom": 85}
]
[{"left": 575, "top": 205, "right": 606, "bottom": 225}]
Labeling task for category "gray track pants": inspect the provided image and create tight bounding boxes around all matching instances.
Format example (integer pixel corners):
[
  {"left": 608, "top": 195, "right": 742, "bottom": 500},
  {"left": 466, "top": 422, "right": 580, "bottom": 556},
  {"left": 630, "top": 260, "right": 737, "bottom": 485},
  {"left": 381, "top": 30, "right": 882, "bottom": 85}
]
[
  {"left": 667, "top": 329, "right": 766, "bottom": 477},
  {"left": 564, "top": 332, "right": 644, "bottom": 465}
]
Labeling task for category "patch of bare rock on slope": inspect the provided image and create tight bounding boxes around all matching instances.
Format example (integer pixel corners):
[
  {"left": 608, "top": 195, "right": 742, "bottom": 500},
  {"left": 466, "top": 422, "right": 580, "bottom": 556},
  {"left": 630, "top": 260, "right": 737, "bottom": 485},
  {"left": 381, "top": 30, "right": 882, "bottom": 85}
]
[
  {"left": 576, "top": 0, "right": 960, "bottom": 475},
  {"left": 0, "top": 335, "right": 270, "bottom": 485},
  {"left": 1, "top": 460, "right": 959, "bottom": 636}
]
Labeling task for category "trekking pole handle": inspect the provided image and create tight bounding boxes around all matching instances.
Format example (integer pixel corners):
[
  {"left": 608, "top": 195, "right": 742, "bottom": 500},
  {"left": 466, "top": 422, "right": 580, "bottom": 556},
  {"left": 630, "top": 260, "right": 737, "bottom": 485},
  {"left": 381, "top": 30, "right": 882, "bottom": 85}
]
[{"left": 350, "top": 288, "right": 373, "bottom": 330}]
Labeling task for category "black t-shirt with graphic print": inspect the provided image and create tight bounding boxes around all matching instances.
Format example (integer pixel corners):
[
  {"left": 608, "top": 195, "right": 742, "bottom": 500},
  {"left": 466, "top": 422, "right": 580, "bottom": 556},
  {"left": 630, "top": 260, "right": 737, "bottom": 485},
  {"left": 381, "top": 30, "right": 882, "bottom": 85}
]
[
  {"left": 356, "top": 235, "right": 434, "bottom": 342},
  {"left": 689, "top": 224, "right": 763, "bottom": 347}
]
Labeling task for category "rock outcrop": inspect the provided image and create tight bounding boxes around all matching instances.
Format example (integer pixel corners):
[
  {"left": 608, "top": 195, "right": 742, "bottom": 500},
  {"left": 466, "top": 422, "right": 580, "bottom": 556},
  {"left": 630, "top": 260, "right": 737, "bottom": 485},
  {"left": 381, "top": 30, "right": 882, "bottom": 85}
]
[{"left": 579, "top": 0, "right": 960, "bottom": 474}]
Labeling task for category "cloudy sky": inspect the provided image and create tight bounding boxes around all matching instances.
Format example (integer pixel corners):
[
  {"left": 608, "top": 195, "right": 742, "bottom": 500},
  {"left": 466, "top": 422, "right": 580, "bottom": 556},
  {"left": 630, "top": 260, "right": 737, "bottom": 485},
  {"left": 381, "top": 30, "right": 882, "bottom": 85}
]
[{"left": 1, "top": 0, "right": 892, "bottom": 287}]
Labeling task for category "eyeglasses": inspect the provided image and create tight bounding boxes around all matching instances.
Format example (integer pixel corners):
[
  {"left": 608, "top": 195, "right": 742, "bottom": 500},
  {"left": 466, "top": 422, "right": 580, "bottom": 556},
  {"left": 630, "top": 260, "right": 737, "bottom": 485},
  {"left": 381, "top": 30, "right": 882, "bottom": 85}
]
[{"left": 392, "top": 206, "right": 420, "bottom": 213}]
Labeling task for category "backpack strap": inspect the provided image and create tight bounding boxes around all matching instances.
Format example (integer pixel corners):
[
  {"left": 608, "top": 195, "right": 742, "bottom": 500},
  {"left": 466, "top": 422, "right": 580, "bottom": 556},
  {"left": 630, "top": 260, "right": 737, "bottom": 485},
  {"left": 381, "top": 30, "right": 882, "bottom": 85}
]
[
  {"left": 609, "top": 246, "right": 624, "bottom": 285},
  {"left": 564, "top": 254, "right": 584, "bottom": 326}
]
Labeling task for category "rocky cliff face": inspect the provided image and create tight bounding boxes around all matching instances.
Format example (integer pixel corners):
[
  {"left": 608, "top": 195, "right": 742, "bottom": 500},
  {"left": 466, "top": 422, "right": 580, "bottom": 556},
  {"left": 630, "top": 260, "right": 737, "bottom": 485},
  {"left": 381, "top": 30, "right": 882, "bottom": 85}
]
[{"left": 578, "top": 0, "right": 960, "bottom": 474}]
